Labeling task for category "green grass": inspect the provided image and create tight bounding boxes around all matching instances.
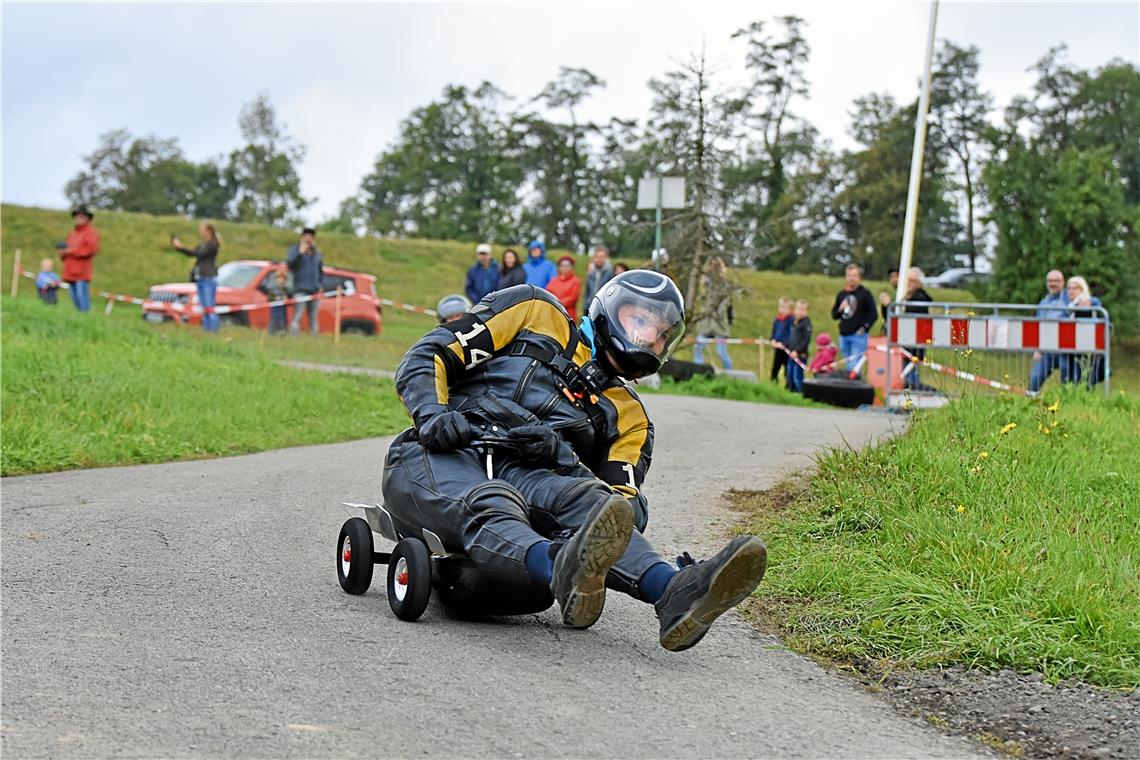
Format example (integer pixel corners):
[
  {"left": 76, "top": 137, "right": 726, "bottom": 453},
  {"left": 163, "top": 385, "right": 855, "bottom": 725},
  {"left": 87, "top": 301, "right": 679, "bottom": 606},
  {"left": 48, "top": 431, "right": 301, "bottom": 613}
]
[
  {"left": 742, "top": 387, "right": 1140, "bottom": 689},
  {"left": 644, "top": 374, "right": 817, "bottom": 407},
  {"left": 0, "top": 296, "right": 410, "bottom": 475}
]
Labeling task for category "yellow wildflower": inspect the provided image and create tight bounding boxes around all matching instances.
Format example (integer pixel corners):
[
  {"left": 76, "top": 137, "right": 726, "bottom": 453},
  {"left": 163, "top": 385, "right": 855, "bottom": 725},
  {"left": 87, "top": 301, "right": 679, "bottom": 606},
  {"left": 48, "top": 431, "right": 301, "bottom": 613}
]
[
  {"left": 1047, "top": 401, "right": 1060, "bottom": 413},
  {"left": 1038, "top": 424, "right": 1052, "bottom": 436},
  {"left": 978, "top": 451, "right": 990, "bottom": 459},
  {"left": 999, "top": 422, "right": 1017, "bottom": 435},
  {"left": 956, "top": 504, "right": 966, "bottom": 514}
]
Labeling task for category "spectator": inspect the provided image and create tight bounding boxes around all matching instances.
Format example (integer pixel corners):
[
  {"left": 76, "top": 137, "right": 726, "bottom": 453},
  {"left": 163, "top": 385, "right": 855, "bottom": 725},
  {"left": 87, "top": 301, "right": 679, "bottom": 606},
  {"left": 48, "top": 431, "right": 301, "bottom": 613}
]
[
  {"left": 809, "top": 333, "right": 838, "bottom": 376},
  {"left": 170, "top": 221, "right": 222, "bottom": 332},
  {"left": 1028, "top": 269, "right": 1071, "bottom": 392},
  {"left": 829, "top": 263, "right": 877, "bottom": 377},
  {"left": 878, "top": 267, "right": 900, "bottom": 334},
  {"left": 436, "top": 293, "right": 473, "bottom": 324},
  {"left": 768, "top": 297, "right": 794, "bottom": 384},
  {"left": 900, "top": 267, "right": 933, "bottom": 390},
  {"left": 583, "top": 244, "right": 614, "bottom": 311},
  {"left": 546, "top": 255, "right": 583, "bottom": 320},
  {"left": 692, "top": 257, "right": 734, "bottom": 370},
  {"left": 1066, "top": 275, "right": 1104, "bottom": 387},
  {"left": 287, "top": 227, "right": 324, "bottom": 336},
  {"left": 465, "top": 243, "right": 500, "bottom": 303},
  {"left": 59, "top": 205, "right": 99, "bottom": 311},
  {"left": 264, "top": 267, "right": 292, "bottom": 336},
  {"left": 35, "top": 258, "right": 61, "bottom": 305},
  {"left": 785, "top": 300, "right": 813, "bottom": 393},
  {"left": 498, "top": 248, "right": 526, "bottom": 289},
  {"left": 613, "top": 261, "right": 630, "bottom": 275},
  {"left": 523, "top": 239, "right": 556, "bottom": 287}
]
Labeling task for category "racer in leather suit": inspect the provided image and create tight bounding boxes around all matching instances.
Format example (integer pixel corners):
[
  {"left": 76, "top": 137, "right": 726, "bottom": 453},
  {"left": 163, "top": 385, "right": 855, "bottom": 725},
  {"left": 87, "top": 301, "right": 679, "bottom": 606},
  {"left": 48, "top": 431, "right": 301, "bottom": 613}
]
[{"left": 383, "top": 271, "right": 768, "bottom": 651}]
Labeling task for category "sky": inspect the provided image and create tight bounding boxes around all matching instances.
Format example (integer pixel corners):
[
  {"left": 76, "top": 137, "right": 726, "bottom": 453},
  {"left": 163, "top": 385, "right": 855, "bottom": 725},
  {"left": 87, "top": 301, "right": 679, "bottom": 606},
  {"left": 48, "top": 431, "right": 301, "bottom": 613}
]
[{"left": 2, "top": 1, "right": 1138, "bottom": 222}]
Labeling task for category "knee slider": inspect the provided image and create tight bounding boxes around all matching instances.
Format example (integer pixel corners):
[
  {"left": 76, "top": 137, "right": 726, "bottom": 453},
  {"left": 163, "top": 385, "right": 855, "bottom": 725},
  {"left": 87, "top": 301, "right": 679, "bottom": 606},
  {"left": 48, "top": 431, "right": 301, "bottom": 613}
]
[{"left": 464, "top": 480, "right": 528, "bottom": 522}]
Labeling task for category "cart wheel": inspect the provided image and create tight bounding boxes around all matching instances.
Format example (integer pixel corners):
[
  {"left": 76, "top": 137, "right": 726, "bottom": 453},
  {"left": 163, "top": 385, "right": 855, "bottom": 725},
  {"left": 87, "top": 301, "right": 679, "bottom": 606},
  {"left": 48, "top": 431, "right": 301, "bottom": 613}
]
[
  {"left": 337, "top": 518, "right": 374, "bottom": 595},
  {"left": 387, "top": 538, "right": 432, "bottom": 621}
]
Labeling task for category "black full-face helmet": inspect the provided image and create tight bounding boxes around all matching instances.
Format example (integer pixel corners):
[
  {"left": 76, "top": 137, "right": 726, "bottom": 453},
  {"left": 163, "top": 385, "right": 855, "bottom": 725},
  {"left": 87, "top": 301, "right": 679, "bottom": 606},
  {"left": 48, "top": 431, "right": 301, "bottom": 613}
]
[
  {"left": 436, "top": 293, "right": 473, "bottom": 323},
  {"left": 588, "top": 270, "right": 685, "bottom": 379}
]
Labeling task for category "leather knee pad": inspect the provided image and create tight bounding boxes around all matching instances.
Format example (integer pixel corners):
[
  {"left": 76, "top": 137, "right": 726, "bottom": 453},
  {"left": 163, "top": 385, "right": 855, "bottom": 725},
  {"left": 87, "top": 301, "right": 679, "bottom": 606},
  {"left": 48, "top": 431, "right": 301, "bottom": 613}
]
[{"left": 463, "top": 480, "right": 529, "bottom": 523}]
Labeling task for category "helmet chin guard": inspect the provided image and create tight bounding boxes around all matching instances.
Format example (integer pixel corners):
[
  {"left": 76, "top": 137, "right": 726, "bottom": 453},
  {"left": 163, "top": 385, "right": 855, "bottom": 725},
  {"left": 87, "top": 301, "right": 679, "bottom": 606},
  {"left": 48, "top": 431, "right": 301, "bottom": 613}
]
[{"left": 587, "top": 271, "right": 685, "bottom": 379}]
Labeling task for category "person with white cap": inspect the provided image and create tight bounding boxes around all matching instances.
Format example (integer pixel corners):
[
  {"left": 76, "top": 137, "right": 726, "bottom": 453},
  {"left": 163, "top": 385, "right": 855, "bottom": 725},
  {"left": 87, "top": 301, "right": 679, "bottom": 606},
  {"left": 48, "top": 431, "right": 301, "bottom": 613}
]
[{"left": 465, "top": 243, "right": 500, "bottom": 304}]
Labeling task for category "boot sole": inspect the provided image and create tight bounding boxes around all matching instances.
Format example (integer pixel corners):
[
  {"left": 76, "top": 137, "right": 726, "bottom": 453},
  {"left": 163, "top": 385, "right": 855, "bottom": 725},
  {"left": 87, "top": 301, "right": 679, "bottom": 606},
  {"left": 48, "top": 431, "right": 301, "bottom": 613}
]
[
  {"left": 660, "top": 538, "right": 768, "bottom": 652},
  {"left": 560, "top": 497, "right": 635, "bottom": 629}
]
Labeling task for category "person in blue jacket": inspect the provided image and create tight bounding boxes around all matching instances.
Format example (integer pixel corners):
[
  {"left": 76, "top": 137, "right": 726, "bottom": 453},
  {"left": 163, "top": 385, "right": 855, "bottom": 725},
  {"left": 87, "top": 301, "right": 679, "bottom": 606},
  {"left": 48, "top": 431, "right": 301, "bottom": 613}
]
[
  {"left": 523, "top": 239, "right": 556, "bottom": 288},
  {"left": 465, "top": 243, "right": 500, "bottom": 303}
]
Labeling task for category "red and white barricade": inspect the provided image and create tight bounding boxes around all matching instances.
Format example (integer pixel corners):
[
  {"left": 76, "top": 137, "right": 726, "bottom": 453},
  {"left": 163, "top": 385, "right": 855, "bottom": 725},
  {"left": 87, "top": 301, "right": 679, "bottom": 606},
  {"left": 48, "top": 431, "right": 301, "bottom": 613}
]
[{"left": 885, "top": 301, "right": 1112, "bottom": 404}]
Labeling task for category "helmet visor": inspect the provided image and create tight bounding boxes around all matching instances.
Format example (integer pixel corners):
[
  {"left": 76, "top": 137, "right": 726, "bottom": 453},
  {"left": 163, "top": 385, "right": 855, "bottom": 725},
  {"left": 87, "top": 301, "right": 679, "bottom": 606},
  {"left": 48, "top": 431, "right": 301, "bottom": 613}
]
[{"left": 604, "top": 288, "right": 685, "bottom": 363}]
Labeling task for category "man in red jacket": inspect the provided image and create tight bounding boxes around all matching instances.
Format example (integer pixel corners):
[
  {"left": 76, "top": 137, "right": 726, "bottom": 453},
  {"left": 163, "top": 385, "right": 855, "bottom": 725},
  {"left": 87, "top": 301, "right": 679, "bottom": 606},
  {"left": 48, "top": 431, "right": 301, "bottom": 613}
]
[{"left": 60, "top": 205, "right": 99, "bottom": 311}]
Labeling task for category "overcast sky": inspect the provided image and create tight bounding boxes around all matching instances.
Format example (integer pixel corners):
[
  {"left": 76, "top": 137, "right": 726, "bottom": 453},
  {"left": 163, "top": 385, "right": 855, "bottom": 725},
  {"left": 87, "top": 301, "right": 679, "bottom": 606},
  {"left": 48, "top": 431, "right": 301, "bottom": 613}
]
[{"left": 3, "top": 1, "right": 1137, "bottom": 222}]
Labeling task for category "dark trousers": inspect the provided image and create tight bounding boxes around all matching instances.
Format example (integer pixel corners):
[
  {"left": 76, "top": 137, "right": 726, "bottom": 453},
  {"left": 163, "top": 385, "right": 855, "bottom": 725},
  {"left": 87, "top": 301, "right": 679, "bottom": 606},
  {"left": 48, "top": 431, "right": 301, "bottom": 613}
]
[
  {"left": 770, "top": 349, "right": 788, "bottom": 381},
  {"left": 382, "top": 431, "right": 668, "bottom": 599},
  {"left": 269, "top": 304, "right": 288, "bottom": 334}
]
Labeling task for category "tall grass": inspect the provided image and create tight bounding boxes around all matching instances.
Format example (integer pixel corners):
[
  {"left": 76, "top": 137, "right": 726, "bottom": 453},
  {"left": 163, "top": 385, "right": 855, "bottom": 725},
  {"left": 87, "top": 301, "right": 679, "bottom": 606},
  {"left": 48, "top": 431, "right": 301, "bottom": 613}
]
[
  {"left": 745, "top": 387, "right": 1140, "bottom": 688},
  {"left": 0, "top": 296, "right": 410, "bottom": 475}
]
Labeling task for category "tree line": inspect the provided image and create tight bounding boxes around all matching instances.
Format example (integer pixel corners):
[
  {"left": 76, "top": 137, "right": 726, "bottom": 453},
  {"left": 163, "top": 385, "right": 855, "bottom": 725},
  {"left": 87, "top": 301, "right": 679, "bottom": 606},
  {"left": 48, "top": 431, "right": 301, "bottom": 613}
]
[{"left": 65, "top": 17, "right": 1138, "bottom": 329}]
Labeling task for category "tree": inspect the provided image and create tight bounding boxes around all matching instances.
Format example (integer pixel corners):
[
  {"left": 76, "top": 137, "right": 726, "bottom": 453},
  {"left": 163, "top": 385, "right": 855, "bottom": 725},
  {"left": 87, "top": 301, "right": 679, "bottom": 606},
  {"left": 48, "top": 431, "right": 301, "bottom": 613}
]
[
  {"left": 516, "top": 67, "right": 608, "bottom": 250},
  {"left": 65, "top": 129, "right": 231, "bottom": 218},
  {"left": 225, "top": 93, "right": 311, "bottom": 227},
  {"left": 351, "top": 82, "right": 521, "bottom": 242},
  {"left": 930, "top": 42, "right": 993, "bottom": 271},
  {"left": 723, "top": 16, "right": 816, "bottom": 267},
  {"left": 985, "top": 49, "right": 1139, "bottom": 331},
  {"left": 832, "top": 94, "right": 965, "bottom": 277},
  {"left": 642, "top": 48, "right": 737, "bottom": 308}
]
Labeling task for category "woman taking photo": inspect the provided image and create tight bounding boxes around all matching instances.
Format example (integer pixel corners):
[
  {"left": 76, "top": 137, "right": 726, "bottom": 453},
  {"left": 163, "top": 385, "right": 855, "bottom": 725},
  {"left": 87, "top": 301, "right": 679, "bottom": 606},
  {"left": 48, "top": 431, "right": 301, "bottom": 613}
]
[
  {"left": 170, "top": 222, "right": 222, "bottom": 332},
  {"left": 498, "top": 248, "right": 526, "bottom": 289}
]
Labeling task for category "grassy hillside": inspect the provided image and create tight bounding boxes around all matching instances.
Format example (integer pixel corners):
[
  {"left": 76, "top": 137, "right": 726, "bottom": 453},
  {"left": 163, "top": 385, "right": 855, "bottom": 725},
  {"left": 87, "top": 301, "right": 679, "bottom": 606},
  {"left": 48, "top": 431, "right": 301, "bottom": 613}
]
[
  {"left": 1, "top": 204, "right": 977, "bottom": 374},
  {"left": 0, "top": 296, "right": 409, "bottom": 475}
]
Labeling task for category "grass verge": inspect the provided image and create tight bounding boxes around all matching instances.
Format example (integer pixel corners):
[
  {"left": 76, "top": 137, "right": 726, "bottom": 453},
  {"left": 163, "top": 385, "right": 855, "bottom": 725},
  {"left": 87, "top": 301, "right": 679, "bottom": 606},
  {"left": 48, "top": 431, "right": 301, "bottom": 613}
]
[
  {"left": 644, "top": 373, "right": 817, "bottom": 407},
  {"left": 0, "top": 296, "right": 410, "bottom": 475},
  {"left": 739, "top": 387, "right": 1140, "bottom": 689}
]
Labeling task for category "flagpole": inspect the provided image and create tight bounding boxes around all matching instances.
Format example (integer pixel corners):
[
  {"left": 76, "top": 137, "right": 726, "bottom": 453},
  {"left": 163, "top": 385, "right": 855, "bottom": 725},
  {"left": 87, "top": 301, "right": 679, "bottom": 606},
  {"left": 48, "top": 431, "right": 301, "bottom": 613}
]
[{"left": 896, "top": 0, "right": 940, "bottom": 302}]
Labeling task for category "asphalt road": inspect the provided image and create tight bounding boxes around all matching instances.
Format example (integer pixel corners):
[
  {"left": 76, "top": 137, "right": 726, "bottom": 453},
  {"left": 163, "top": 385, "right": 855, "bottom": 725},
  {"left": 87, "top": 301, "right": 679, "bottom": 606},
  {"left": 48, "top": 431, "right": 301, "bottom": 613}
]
[{"left": 2, "top": 395, "right": 984, "bottom": 758}]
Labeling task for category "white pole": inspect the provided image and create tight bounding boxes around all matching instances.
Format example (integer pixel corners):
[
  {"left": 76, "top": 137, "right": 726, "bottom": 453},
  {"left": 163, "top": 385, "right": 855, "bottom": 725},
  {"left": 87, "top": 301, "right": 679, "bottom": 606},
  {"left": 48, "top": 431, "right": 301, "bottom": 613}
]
[{"left": 896, "top": 0, "right": 940, "bottom": 303}]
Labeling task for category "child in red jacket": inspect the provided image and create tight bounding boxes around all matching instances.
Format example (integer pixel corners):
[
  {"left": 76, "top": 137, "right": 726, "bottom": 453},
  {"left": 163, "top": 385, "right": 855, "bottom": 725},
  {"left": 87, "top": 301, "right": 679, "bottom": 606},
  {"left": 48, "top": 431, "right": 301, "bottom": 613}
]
[{"left": 808, "top": 333, "right": 838, "bottom": 376}]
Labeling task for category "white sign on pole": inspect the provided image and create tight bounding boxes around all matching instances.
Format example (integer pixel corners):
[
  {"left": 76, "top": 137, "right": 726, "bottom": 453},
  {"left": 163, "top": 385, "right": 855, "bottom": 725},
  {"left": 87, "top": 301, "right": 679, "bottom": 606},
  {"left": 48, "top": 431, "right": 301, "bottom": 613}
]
[{"left": 636, "top": 177, "right": 686, "bottom": 210}]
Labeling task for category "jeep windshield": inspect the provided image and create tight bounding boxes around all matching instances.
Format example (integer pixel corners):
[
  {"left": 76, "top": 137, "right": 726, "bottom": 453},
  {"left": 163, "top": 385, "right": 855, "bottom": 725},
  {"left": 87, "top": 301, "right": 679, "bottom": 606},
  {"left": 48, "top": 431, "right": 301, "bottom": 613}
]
[{"left": 216, "top": 263, "right": 264, "bottom": 288}]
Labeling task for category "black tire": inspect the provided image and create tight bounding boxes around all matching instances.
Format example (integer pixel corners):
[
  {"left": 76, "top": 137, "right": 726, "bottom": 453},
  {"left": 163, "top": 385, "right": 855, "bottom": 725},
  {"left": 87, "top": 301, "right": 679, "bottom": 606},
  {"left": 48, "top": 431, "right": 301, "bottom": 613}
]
[
  {"left": 387, "top": 538, "right": 432, "bottom": 621},
  {"left": 802, "top": 376, "right": 875, "bottom": 408},
  {"left": 341, "top": 321, "right": 374, "bottom": 336},
  {"left": 336, "top": 517, "right": 374, "bottom": 595}
]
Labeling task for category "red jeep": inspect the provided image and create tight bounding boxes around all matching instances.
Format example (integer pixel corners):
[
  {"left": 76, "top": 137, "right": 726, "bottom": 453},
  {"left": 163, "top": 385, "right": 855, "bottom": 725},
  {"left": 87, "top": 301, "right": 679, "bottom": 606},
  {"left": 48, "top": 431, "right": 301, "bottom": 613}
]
[{"left": 142, "top": 260, "right": 382, "bottom": 335}]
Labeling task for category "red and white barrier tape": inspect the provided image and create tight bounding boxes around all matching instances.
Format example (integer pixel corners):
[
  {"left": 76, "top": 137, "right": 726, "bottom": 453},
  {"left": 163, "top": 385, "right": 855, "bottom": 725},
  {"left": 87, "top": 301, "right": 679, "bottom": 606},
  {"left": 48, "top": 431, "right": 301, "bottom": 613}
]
[
  {"left": 379, "top": 298, "right": 437, "bottom": 318},
  {"left": 874, "top": 343, "right": 1032, "bottom": 396}
]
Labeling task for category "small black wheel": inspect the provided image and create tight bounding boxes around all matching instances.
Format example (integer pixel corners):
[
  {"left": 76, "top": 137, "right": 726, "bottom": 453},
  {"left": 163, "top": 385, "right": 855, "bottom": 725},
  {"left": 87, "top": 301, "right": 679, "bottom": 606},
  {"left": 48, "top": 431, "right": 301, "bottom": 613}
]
[
  {"left": 337, "top": 518, "right": 374, "bottom": 595},
  {"left": 387, "top": 538, "right": 432, "bottom": 621}
]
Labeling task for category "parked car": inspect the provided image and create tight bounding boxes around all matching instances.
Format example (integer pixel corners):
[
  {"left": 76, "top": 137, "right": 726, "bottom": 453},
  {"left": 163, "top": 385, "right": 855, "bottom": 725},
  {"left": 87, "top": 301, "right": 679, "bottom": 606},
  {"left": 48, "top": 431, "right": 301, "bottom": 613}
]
[
  {"left": 142, "top": 260, "right": 382, "bottom": 335},
  {"left": 925, "top": 267, "right": 991, "bottom": 289}
]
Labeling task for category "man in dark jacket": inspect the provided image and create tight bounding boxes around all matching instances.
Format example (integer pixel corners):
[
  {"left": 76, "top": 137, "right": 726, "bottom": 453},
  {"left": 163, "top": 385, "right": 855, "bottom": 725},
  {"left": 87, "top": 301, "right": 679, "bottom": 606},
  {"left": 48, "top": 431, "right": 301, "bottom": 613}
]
[
  {"left": 465, "top": 244, "right": 500, "bottom": 303},
  {"left": 287, "top": 227, "right": 324, "bottom": 335},
  {"left": 383, "top": 272, "right": 768, "bottom": 651},
  {"left": 830, "top": 263, "right": 877, "bottom": 377},
  {"left": 784, "top": 300, "right": 813, "bottom": 393},
  {"left": 582, "top": 244, "right": 614, "bottom": 313}
]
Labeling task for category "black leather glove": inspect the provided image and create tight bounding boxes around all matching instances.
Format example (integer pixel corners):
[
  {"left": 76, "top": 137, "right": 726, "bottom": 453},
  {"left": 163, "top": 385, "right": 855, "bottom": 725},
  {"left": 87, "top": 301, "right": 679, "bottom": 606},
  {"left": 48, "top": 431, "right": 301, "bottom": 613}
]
[
  {"left": 508, "top": 423, "right": 570, "bottom": 468},
  {"left": 418, "top": 409, "right": 474, "bottom": 453}
]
